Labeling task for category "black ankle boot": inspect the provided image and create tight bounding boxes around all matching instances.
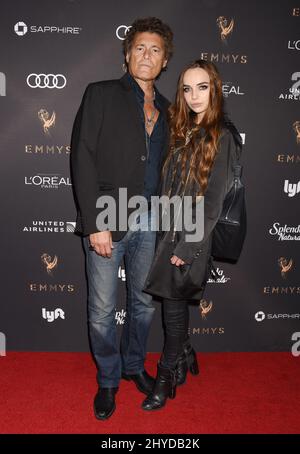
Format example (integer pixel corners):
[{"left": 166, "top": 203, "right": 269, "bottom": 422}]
[
  {"left": 142, "top": 363, "right": 176, "bottom": 411},
  {"left": 176, "top": 340, "right": 199, "bottom": 386}
]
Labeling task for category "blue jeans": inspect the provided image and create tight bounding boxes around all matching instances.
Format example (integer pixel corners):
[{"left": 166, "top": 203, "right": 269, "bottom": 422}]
[{"left": 84, "top": 212, "right": 156, "bottom": 387}]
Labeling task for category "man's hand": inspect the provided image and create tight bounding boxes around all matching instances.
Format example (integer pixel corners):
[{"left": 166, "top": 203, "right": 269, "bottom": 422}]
[
  {"left": 89, "top": 231, "right": 114, "bottom": 258},
  {"left": 170, "top": 255, "right": 185, "bottom": 267}
]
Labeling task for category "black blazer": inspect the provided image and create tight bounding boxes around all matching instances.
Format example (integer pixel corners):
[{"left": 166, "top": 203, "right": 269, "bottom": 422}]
[{"left": 70, "top": 74, "right": 170, "bottom": 240}]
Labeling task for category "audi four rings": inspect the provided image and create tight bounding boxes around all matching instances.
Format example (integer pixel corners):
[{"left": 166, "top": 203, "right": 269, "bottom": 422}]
[
  {"left": 26, "top": 73, "right": 67, "bottom": 89},
  {"left": 115, "top": 25, "right": 131, "bottom": 40}
]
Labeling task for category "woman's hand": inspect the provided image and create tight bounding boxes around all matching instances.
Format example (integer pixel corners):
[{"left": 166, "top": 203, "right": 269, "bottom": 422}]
[{"left": 170, "top": 255, "right": 186, "bottom": 266}]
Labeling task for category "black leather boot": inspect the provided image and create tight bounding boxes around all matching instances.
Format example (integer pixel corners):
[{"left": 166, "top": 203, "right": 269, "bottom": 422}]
[
  {"left": 94, "top": 387, "right": 118, "bottom": 420},
  {"left": 176, "top": 339, "right": 199, "bottom": 386},
  {"left": 122, "top": 370, "right": 155, "bottom": 395},
  {"left": 142, "top": 363, "right": 176, "bottom": 411}
]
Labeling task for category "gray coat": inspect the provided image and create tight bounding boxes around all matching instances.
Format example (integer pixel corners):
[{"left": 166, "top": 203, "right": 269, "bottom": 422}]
[{"left": 143, "top": 125, "right": 239, "bottom": 301}]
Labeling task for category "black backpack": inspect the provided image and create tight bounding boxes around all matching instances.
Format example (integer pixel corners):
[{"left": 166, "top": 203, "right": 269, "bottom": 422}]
[{"left": 211, "top": 121, "right": 247, "bottom": 263}]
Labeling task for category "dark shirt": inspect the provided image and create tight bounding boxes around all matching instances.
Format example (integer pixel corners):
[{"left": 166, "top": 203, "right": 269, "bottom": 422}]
[{"left": 125, "top": 73, "right": 166, "bottom": 201}]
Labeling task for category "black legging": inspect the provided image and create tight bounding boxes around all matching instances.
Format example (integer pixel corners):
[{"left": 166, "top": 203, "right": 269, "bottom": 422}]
[{"left": 160, "top": 299, "right": 189, "bottom": 369}]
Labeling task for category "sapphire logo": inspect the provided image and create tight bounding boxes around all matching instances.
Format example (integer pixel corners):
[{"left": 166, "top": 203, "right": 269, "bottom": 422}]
[
  {"left": 14, "top": 21, "right": 28, "bottom": 36},
  {"left": 255, "top": 311, "right": 265, "bottom": 322}
]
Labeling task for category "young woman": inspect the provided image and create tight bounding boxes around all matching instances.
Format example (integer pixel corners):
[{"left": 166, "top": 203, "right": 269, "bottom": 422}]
[{"left": 142, "top": 59, "right": 242, "bottom": 410}]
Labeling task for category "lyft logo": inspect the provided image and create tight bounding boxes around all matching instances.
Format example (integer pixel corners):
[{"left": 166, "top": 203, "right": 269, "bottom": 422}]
[
  {"left": 42, "top": 308, "right": 65, "bottom": 322},
  {"left": 284, "top": 180, "right": 300, "bottom": 197}
]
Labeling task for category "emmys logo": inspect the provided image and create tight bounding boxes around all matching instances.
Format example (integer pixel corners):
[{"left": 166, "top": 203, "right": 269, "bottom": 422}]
[
  {"left": 25, "top": 145, "right": 70, "bottom": 155},
  {"left": 42, "top": 308, "right": 65, "bottom": 322},
  {"left": 115, "top": 309, "right": 126, "bottom": 325},
  {"left": 284, "top": 179, "right": 300, "bottom": 197},
  {"left": 293, "top": 121, "right": 300, "bottom": 144},
  {"left": 38, "top": 109, "right": 56, "bottom": 135},
  {"left": 199, "top": 299, "right": 213, "bottom": 319},
  {"left": 278, "top": 257, "right": 293, "bottom": 279},
  {"left": 0, "top": 72, "right": 6, "bottom": 96},
  {"left": 216, "top": 16, "right": 234, "bottom": 42},
  {"left": 41, "top": 253, "right": 58, "bottom": 275},
  {"left": 0, "top": 332, "right": 6, "bottom": 356}
]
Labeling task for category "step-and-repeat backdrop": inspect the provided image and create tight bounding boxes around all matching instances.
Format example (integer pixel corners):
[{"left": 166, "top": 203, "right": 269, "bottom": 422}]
[{"left": 0, "top": 0, "right": 299, "bottom": 354}]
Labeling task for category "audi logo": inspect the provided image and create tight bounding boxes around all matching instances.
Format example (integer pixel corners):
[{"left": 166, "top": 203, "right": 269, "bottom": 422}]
[
  {"left": 116, "top": 25, "right": 131, "bottom": 41},
  {"left": 26, "top": 73, "right": 67, "bottom": 89}
]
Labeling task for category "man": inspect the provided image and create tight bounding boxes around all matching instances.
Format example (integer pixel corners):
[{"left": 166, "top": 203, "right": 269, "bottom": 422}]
[{"left": 71, "top": 17, "right": 173, "bottom": 420}]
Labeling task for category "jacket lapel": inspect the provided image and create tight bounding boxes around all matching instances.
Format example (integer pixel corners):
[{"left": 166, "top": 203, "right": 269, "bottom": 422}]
[{"left": 119, "top": 75, "right": 147, "bottom": 153}]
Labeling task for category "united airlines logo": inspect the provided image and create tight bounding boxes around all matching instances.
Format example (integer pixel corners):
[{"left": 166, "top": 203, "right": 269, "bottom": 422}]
[
  {"left": 278, "top": 72, "right": 300, "bottom": 101},
  {"left": 23, "top": 220, "right": 76, "bottom": 233}
]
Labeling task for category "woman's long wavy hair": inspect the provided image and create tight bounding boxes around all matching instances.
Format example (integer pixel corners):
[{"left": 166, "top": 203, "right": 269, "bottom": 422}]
[{"left": 164, "top": 59, "right": 224, "bottom": 195}]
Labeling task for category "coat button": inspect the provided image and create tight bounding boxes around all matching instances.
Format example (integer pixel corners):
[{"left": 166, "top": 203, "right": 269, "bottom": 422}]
[{"left": 141, "top": 155, "right": 146, "bottom": 161}]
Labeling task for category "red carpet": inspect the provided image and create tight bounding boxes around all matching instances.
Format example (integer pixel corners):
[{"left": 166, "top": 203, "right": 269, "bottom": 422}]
[{"left": 0, "top": 352, "right": 299, "bottom": 434}]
